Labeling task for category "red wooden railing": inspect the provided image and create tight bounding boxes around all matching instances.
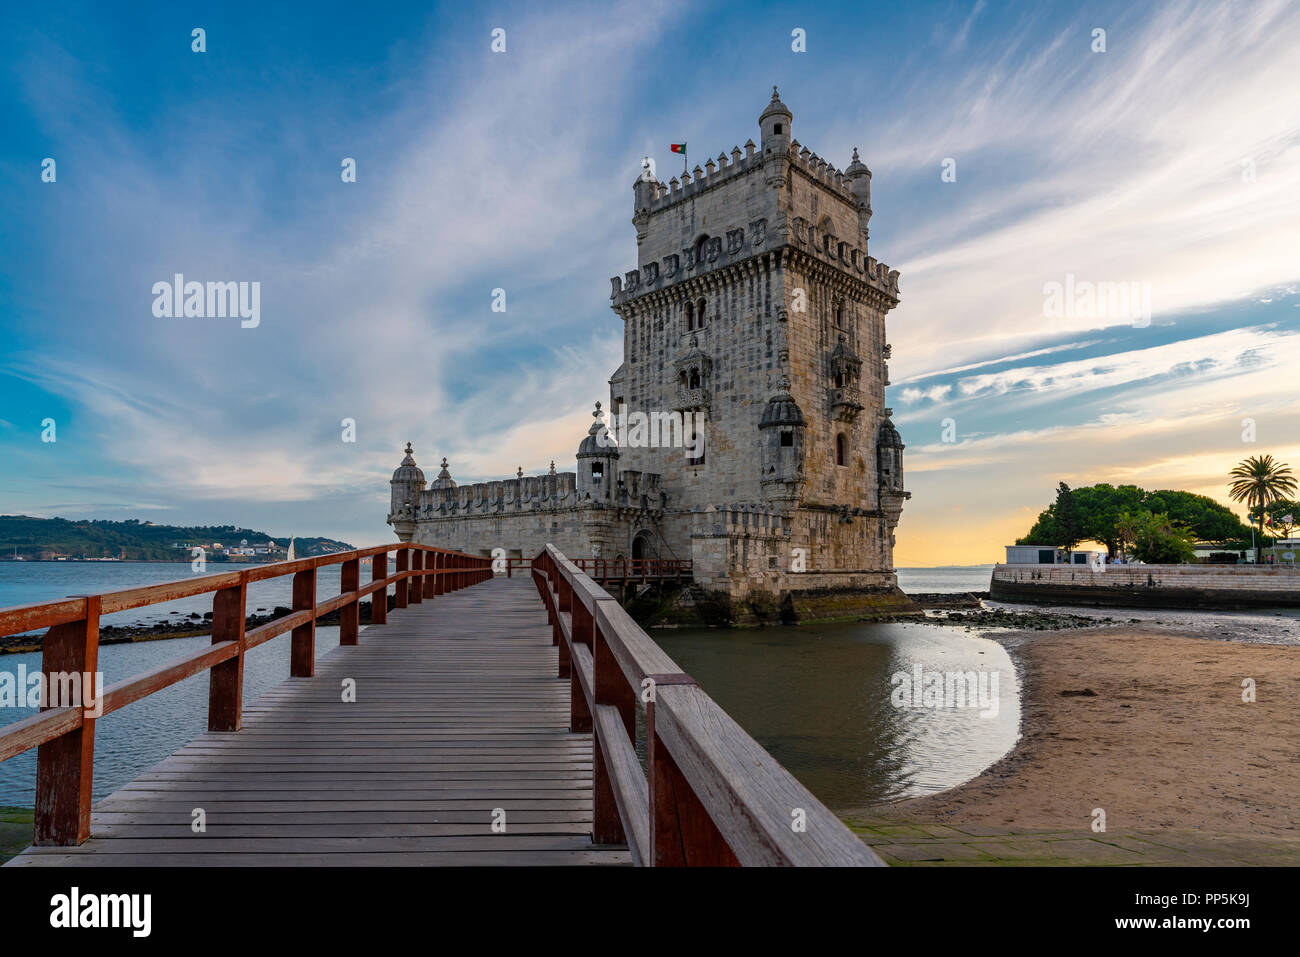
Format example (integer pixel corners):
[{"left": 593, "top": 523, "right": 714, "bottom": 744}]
[
  {"left": 505, "top": 557, "right": 692, "bottom": 582},
  {"left": 531, "top": 545, "right": 884, "bottom": 867},
  {"left": 0, "top": 543, "right": 491, "bottom": 846}
]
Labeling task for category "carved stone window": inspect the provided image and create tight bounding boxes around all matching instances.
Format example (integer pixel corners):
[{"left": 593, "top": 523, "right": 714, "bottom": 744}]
[
  {"left": 835, "top": 433, "right": 847, "bottom": 467},
  {"left": 687, "top": 429, "right": 705, "bottom": 467}
]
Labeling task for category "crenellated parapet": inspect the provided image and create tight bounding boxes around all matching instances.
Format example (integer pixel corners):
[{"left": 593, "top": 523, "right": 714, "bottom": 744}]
[
  {"left": 413, "top": 468, "right": 666, "bottom": 517},
  {"left": 610, "top": 211, "right": 899, "bottom": 311}
]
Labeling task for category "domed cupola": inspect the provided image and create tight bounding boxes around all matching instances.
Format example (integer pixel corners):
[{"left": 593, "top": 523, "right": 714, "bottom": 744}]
[
  {"left": 429, "top": 456, "right": 456, "bottom": 491},
  {"left": 391, "top": 442, "right": 426, "bottom": 486},
  {"left": 577, "top": 401, "right": 619, "bottom": 503},
  {"left": 758, "top": 378, "right": 806, "bottom": 501},
  {"left": 387, "top": 442, "right": 427, "bottom": 542},
  {"left": 759, "top": 383, "right": 806, "bottom": 429}
]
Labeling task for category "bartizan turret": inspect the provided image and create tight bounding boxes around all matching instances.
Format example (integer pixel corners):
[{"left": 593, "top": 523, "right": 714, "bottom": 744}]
[
  {"left": 576, "top": 402, "right": 620, "bottom": 504},
  {"left": 386, "top": 442, "right": 426, "bottom": 542}
]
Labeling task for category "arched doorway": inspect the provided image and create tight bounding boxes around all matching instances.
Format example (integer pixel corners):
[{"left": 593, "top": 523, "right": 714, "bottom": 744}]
[{"left": 631, "top": 530, "right": 657, "bottom": 561}]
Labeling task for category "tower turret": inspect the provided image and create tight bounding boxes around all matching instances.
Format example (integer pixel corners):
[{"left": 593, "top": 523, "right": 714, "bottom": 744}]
[
  {"left": 758, "top": 85, "right": 792, "bottom": 157},
  {"left": 387, "top": 442, "right": 426, "bottom": 541},
  {"left": 758, "top": 378, "right": 806, "bottom": 503},
  {"left": 576, "top": 402, "right": 620, "bottom": 504},
  {"left": 846, "top": 146, "right": 873, "bottom": 245}
]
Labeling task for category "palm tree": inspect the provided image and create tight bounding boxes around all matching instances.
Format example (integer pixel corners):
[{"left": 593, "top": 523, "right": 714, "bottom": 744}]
[{"left": 1229, "top": 455, "right": 1298, "bottom": 563}]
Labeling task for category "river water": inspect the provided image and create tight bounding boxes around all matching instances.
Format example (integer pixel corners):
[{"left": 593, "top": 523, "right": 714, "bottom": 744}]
[{"left": 0, "top": 562, "right": 1017, "bottom": 809}]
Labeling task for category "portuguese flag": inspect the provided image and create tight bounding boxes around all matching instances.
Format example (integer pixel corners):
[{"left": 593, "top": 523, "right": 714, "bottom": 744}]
[{"left": 670, "top": 143, "right": 687, "bottom": 154}]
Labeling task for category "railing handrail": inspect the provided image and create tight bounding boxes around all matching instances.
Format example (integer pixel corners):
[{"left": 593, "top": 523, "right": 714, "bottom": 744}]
[
  {"left": 531, "top": 543, "right": 884, "bottom": 867},
  {"left": 0, "top": 542, "right": 479, "bottom": 638},
  {"left": 0, "top": 541, "right": 493, "bottom": 846}
]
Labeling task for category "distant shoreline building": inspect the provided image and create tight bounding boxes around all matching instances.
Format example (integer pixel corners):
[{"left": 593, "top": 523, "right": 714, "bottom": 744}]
[{"left": 389, "top": 89, "right": 911, "bottom": 620}]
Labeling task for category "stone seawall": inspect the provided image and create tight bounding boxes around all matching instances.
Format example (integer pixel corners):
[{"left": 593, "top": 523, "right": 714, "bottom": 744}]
[{"left": 989, "top": 564, "right": 1300, "bottom": 609}]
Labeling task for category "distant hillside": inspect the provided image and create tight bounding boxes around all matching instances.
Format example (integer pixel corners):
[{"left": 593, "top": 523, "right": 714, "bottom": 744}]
[{"left": 0, "top": 516, "right": 354, "bottom": 562}]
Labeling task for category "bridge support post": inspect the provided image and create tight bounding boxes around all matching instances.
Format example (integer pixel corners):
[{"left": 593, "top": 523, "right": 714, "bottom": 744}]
[
  {"left": 370, "top": 552, "right": 388, "bottom": 625},
  {"left": 423, "top": 550, "right": 436, "bottom": 599},
  {"left": 649, "top": 715, "right": 739, "bottom": 867},
  {"left": 591, "top": 605, "right": 632, "bottom": 847},
  {"left": 290, "top": 567, "right": 316, "bottom": 676},
  {"left": 208, "top": 576, "right": 248, "bottom": 732},
  {"left": 395, "top": 549, "right": 409, "bottom": 609},
  {"left": 569, "top": 600, "right": 594, "bottom": 733},
  {"left": 556, "top": 575, "right": 572, "bottom": 679},
  {"left": 340, "top": 557, "right": 360, "bottom": 644},
  {"left": 33, "top": 595, "right": 100, "bottom": 846},
  {"left": 409, "top": 551, "right": 423, "bottom": 605}
]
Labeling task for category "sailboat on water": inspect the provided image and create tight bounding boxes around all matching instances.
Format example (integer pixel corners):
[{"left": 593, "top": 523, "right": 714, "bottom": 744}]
[{"left": 286, "top": 537, "right": 296, "bottom": 561}]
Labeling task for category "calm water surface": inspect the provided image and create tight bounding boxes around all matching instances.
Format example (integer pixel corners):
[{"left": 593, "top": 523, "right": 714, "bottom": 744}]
[
  {"left": 655, "top": 620, "right": 1018, "bottom": 808},
  {"left": 0, "top": 562, "right": 1017, "bottom": 810}
]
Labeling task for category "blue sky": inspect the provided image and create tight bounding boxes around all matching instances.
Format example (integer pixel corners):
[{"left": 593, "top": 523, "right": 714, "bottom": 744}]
[{"left": 2, "top": 0, "right": 1298, "bottom": 563}]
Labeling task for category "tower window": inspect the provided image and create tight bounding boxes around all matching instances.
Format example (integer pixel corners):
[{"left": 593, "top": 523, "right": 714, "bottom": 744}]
[
  {"left": 689, "top": 367, "right": 701, "bottom": 389},
  {"left": 835, "top": 434, "right": 847, "bottom": 467},
  {"left": 687, "top": 431, "right": 705, "bottom": 467},
  {"left": 835, "top": 303, "right": 844, "bottom": 328},
  {"left": 591, "top": 462, "right": 603, "bottom": 483},
  {"left": 834, "top": 371, "right": 845, "bottom": 388},
  {"left": 774, "top": 124, "right": 783, "bottom": 135},
  {"left": 686, "top": 301, "right": 695, "bottom": 331},
  {"left": 696, "top": 298, "right": 706, "bottom": 327},
  {"left": 780, "top": 431, "right": 794, "bottom": 447}
]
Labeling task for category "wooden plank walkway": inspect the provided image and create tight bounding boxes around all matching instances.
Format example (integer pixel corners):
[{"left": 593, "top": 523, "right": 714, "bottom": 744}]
[{"left": 6, "top": 577, "right": 630, "bottom": 866}]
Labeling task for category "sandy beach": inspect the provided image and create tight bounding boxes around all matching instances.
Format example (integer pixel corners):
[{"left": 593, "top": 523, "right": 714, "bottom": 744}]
[{"left": 857, "top": 624, "right": 1300, "bottom": 839}]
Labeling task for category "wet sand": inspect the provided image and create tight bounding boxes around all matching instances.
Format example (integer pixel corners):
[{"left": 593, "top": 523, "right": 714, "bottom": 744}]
[{"left": 856, "top": 625, "right": 1300, "bottom": 838}]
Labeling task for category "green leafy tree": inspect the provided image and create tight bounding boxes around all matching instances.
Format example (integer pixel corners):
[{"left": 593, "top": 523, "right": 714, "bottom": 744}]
[
  {"left": 1016, "top": 483, "right": 1250, "bottom": 555},
  {"left": 1130, "top": 511, "right": 1197, "bottom": 564},
  {"left": 1258, "top": 500, "right": 1299, "bottom": 543},
  {"left": 1228, "top": 455, "right": 1298, "bottom": 563}
]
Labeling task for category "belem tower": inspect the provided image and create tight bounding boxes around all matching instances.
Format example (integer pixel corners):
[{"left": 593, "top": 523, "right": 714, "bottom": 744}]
[{"left": 388, "top": 88, "right": 911, "bottom": 622}]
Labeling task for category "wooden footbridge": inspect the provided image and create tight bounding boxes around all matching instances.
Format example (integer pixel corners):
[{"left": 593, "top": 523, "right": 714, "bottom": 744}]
[{"left": 0, "top": 543, "right": 882, "bottom": 866}]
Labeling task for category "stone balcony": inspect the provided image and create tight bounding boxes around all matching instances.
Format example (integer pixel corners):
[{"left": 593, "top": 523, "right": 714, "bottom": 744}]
[
  {"left": 673, "top": 387, "right": 709, "bottom": 412},
  {"left": 830, "top": 385, "right": 864, "bottom": 420}
]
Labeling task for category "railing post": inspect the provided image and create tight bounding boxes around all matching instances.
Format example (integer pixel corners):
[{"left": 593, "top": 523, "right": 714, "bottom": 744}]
[
  {"left": 208, "top": 575, "right": 248, "bottom": 732},
  {"left": 423, "top": 550, "right": 436, "bottom": 599},
  {"left": 649, "top": 735, "right": 736, "bottom": 866},
  {"left": 395, "top": 548, "right": 409, "bottom": 609},
  {"left": 556, "top": 571, "right": 572, "bottom": 679},
  {"left": 569, "top": 599, "right": 594, "bottom": 733},
  {"left": 409, "top": 550, "right": 424, "bottom": 605},
  {"left": 33, "top": 595, "right": 100, "bottom": 846},
  {"left": 433, "top": 551, "right": 445, "bottom": 595},
  {"left": 340, "top": 556, "right": 360, "bottom": 644},
  {"left": 648, "top": 685, "right": 739, "bottom": 867},
  {"left": 591, "top": 603, "right": 632, "bottom": 847},
  {"left": 290, "top": 566, "right": 316, "bottom": 677},
  {"left": 371, "top": 551, "right": 388, "bottom": 625}
]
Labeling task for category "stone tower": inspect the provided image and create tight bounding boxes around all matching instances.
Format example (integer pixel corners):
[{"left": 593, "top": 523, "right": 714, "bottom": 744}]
[
  {"left": 607, "top": 87, "right": 909, "bottom": 611},
  {"left": 389, "top": 88, "right": 911, "bottom": 623}
]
